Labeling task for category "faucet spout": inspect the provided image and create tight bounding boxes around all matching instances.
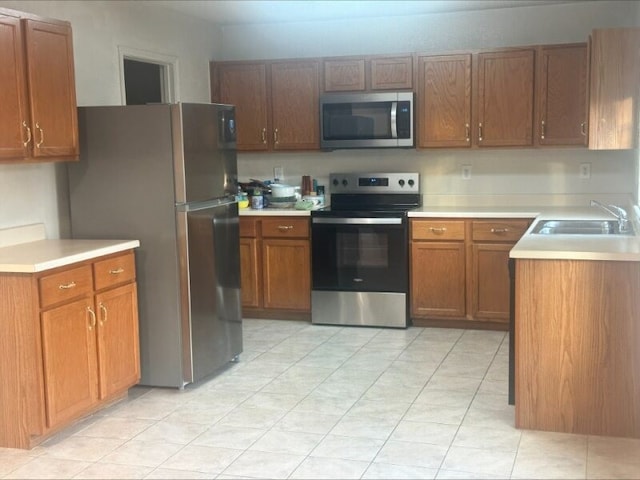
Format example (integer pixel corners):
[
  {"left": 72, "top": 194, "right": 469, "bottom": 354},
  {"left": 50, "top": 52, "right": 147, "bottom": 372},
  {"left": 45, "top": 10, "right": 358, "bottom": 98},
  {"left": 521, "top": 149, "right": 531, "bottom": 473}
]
[{"left": 590, "top": 200, "right": 629, "bottom": 232}]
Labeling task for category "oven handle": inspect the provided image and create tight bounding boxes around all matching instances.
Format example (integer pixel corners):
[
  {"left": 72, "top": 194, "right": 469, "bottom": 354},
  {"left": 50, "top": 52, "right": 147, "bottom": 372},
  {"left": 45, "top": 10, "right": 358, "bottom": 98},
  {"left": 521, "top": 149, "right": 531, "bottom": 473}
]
[{"left": 312, "top": 217, "right": 403, "bottom": 225}]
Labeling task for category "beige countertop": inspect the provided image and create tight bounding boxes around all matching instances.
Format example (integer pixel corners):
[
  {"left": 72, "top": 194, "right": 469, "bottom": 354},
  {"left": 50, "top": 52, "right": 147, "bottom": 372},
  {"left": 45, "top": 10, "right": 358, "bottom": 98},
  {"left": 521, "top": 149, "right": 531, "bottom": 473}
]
[
  {"left": 239, "top": 208, "right": 313, "bottom": 216},
  {"left": 408, "top": 206, "right": 540, "bottom": 218},
  {"left": 0, "top": 224, "right": 140, "bottom": 273}
]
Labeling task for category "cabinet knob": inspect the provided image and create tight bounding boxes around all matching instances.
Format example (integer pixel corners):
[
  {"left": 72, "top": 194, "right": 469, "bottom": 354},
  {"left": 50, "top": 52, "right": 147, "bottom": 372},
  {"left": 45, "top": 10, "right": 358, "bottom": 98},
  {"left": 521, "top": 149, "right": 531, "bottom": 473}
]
[
  {"left": 109, "top": 267, "right": 124, "bottom": 275},
  {"left": 273, "top": 128, "right": 279, "bottom": 144},
  {"left": 430, "top": 227, "right": 447, "bottom": 234},
  {"left": 581, "top": 122, "right": 587, "bottom": 136},
  {"left": 22, "top": 121, "right": 32, "bottom": 147},
  {"left": 99, "top": 302, "right": 108, "bottom": 325},
  {"left": 261, "top": 128, "right": 267, "bottom": 144},
  {"left": 541, "top": 120, "right": 546, "bottom": 140},
  {"left": 465, "top": 123, "right": 470, "bottom": 143},
  {"left": 87, "top": 306, "right": 97, "bottom": 330},
  {"left": 35, "top": 122, "right": 44, "bottom": 148},
  {"left": 478, "top": 123, "right": 483, "bottom": 142},
  {"left": 58, "top": 281, "right": 76, "bottom": 290},
  {"left": 491, "top": 228, "right": 509, "bottom": 234},
  {"left": 278, "top": 225, "right": 293, "bottom": 231}
]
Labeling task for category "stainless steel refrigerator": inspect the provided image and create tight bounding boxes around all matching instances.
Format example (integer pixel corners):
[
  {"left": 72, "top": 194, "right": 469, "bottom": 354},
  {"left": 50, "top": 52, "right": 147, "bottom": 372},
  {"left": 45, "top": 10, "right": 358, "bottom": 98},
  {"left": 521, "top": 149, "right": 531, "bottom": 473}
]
[{"left": 68, "top": 103, "right": 242, "bottom": 388}]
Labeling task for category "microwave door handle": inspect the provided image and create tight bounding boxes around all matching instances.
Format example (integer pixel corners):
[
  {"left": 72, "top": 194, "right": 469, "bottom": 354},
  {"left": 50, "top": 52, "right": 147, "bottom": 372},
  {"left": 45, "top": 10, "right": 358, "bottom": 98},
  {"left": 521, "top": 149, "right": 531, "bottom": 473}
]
[{"left": 390, "top": 101, "right": 398, "bottom": 139}]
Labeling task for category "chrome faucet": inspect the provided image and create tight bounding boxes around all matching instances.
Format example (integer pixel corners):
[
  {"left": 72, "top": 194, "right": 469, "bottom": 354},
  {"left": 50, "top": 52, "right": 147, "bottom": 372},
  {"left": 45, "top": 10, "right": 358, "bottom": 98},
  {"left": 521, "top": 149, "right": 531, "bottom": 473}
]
[{"left": 590, "top": 200, "right": 630, "bottom": 232}]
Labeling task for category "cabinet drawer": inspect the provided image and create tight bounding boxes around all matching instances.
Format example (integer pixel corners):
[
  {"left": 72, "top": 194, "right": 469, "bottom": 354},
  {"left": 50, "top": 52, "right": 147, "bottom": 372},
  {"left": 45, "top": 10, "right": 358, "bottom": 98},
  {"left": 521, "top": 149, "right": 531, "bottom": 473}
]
[
  {"left": 39, "top": 265, "right": 93, "bottom": 309},
  {"left": 411, "top": 220, "right": 465, "bottom": 240},
  {"left": 239, "top": 217, "right": 259, "bottom": 238},
  {"left": 94, "top": 252, "right": 136, "bottom": 291},
  {"left": 472, "top": 220, "right": 530, "bottom": 242},
  {"left": 262, "top": 218, "right": 309, "bottom": 238}
]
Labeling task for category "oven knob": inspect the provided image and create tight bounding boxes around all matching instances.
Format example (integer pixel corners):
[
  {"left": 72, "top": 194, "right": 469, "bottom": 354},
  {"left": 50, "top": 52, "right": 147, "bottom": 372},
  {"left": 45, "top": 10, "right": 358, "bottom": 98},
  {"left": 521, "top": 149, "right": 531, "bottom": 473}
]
[
  {"left": 408, "top": 179, "right": 415, "bottom": 187},
  {"left": 332, "top": 178, "right": 339, "bottom": 187},
  {"left": 342, "top": 179, "right": 348, "bottom": 187},
  {"left": 399, "top": 179, "right": 405, "bottom": 187}
]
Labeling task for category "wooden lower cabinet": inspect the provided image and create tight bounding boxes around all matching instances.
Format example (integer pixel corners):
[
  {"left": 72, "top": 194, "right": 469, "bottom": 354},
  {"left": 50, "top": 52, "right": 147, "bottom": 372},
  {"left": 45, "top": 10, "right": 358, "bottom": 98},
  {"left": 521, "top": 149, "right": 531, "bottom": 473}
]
[
  {"left": 410, "top": 218, "right": 530, "bottom": 327},
  {"left": 239, "top": 216, "right": 311, "bottom": 319},
  {"left": 0, "top": 250, "right": 140, "bottom": 449}
]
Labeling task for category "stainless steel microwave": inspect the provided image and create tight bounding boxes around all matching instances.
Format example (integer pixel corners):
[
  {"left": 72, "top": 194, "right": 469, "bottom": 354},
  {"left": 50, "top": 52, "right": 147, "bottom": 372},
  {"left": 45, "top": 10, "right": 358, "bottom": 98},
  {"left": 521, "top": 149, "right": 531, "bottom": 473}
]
[{"left": 320, "top": 91, "right": 414, "bottom": 149}]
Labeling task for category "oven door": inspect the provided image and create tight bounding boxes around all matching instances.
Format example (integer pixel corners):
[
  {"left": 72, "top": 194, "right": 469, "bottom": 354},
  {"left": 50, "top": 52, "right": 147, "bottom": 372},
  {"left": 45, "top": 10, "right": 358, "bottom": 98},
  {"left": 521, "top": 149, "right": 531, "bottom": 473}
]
[{"left": 311, "top": 216, "right": 408, "bottom": 293}]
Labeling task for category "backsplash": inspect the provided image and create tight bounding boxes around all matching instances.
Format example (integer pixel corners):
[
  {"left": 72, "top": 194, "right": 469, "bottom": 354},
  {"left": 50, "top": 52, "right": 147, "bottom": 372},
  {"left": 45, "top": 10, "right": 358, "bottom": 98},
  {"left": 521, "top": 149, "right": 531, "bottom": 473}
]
[{"left": 238, "top": 148, "right": 635, "bottom": 207}]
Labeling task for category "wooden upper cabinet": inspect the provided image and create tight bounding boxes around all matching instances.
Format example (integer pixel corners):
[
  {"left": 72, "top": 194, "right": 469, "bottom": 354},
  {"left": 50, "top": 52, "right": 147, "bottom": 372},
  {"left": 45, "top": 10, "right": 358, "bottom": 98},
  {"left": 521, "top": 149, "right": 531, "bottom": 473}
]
[
  {"left": 323, "top": 55, "right": 412, "bottom": 92},
  {"left": 370, "top": 56, "right": 413, "bottom": 90},
  {"left": 271, "top": 60, "right": 319, "bottom": 150},
  {"left": 213, "top": 60, "right": 319, "bottom": 151},
  {"left": 536, "top": 44, "right": 588, "bottom": 146},
  {"left": 24, "top": 20, "right": 78, "bottom": 158},
  {"left": 0, "top": 9, "right": 78, "bottom": 162},
  {"left": 215, "top": 63, "right": 269, "bottom": 151},
  {"left": 0, "top": 15, "right": 29, "bottom": 159},
  {"left": 476, "top": 49, "right": 535, "bottom": 147},
  {"left": 588, "top": 28, "right": 640, "bottom": 150},
  {"left": 323, "top": 58, "right": 365, "bottom": 91},
  {"left": 417, "top": 54, "right": 472, "bottom": 147}
]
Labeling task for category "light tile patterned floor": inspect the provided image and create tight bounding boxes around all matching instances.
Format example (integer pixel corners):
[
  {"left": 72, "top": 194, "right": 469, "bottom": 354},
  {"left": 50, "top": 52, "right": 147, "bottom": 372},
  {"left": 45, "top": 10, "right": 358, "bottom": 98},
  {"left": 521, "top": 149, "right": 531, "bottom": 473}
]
[{"left": 2, "top": 319, "right": 640, "bottom": 479}]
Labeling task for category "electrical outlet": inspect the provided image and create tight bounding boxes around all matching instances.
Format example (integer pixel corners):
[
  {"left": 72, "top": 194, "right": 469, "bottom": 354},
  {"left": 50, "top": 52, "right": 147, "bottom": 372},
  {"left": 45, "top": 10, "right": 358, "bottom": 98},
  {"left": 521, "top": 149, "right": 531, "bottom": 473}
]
[
  {"left": 462, "top": 165, "right": 472, "bottom": 180},
  {"left": 273, "top": 166, "right": 283, "bottom": 182},
  {"left": 579, "top": 162, "right": 591, "bottom": 179}
]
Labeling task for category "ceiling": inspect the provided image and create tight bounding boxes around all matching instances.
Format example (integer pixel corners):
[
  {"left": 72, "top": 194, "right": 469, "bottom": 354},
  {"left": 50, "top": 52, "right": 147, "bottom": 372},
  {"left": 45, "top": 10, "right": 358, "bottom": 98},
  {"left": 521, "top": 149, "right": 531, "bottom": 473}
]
[{"left": 139, "top": 0, "right": 579, "bottom": 26}]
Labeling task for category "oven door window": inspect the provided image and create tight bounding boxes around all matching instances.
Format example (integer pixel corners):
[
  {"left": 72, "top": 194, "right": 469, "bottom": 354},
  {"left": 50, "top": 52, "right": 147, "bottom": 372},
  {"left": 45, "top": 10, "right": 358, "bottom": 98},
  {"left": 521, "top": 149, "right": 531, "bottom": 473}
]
[{"left": 312, "top": 222, "right": 407, "bottom": 292}]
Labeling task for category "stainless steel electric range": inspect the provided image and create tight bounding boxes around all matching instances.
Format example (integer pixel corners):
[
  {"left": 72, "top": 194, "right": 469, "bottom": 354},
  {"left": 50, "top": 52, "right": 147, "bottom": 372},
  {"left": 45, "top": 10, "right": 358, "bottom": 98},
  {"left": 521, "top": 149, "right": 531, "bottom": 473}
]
[{"left": 311, "top": 172, "right": 421, "bottom": 328}]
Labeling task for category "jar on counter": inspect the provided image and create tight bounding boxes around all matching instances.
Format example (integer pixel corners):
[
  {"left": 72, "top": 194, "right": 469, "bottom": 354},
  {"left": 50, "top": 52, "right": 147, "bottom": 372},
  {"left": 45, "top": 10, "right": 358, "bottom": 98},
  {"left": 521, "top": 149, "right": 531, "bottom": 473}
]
[{"left": 251, "top": 190, "right": 264, "bottom": 209}]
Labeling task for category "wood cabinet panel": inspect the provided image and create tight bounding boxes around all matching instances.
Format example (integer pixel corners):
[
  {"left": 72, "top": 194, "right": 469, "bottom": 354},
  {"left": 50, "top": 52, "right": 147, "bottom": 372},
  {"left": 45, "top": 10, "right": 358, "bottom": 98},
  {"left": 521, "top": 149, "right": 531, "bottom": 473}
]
[
  {"left": 471, "top": 243, "right": 511, "bottom": 321},
  {"left": 471, "top": 220, "right": 530, "bottom": 242},
  {"left": 476, "top": 49, "right": 535, "bottom": 146},
  {"left": 39, "top": 264, "right": 92, "bottom": 308},
  {"left": 370, "top": 56, "right": 413, "bottom": 90},
  {"left": 417, "top": 54, "right": 472, "bottom": 147},
  {"left": 411, "top": 220, "right": 465, "bottom": 240},
  {"left": 262, "top": 238, "right": 311, "bottom": 310},
  {"left": 239, "top": 237, "right": 261, "bottom": 309},
  {"left": 95, "top": 283, "right": 140, "bottom": 400},
  {"left": 537, "top": 44, "right": 588, "bottom": 146},
  {"left": 0, "top": 15, "right": 29, "bottom": 160},
  {"left": 93, "top": 252, "right": 135, "bottom": 291},
  {"left": 411, "top": 241, "right": 466, "bottom": 318},
  {"left": 271, "top": 61, "right": 319, "bottom": 150},
  {"left": 216, "top": 63, "right": 269, "bottom": 151},
  {"left": 323, "top": 58, "right": 365, "bottom": 91},
  {"left": 588, "top": 28, "right": 640, "bottom": 150},
  {"left": 40, "top": 297, "right": 98, "bottom": 428},
  {"left": 516, "top": 259, "right": 640, "bottom": 437},
  {"left": 239, "top": 216, "right": 259, "bottom": 238},
  {"left": 24, "top": 20, "right": 78, "bottom": 158},
  {"left": 261, "top": 217, "right": 310, "bottom": 238}
]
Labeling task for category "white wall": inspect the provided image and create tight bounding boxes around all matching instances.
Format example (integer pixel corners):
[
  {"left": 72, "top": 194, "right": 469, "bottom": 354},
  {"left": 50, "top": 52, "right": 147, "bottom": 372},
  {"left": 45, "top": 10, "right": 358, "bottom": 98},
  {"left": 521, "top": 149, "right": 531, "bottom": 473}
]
[
  {"left": 226, "top": 0, "right": 639, "bottom": 207},
  {"left": 0, "top": 0, "right": 221, "bottom": 237}
]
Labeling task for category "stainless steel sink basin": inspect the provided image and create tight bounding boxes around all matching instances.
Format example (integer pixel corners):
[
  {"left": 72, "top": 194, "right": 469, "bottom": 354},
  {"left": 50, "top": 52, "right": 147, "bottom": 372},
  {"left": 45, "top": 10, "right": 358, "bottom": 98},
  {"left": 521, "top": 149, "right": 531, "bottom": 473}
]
[{"left": 531, "top": 219, "right": 634, "bottom": 235}]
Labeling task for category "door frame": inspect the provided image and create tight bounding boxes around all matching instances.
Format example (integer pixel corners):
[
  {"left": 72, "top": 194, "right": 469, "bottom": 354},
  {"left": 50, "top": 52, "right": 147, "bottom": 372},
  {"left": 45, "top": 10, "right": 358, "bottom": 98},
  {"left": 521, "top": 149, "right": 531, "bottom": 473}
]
[{"left": 118, "top": 46, "right": 179, "bottom": 105}]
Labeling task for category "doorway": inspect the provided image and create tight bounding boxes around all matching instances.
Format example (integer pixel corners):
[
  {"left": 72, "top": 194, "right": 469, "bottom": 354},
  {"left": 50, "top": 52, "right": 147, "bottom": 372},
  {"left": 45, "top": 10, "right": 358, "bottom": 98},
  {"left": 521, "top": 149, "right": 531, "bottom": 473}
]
[{"left": 118, "top": 46, "right": 178, "bottom": 105}]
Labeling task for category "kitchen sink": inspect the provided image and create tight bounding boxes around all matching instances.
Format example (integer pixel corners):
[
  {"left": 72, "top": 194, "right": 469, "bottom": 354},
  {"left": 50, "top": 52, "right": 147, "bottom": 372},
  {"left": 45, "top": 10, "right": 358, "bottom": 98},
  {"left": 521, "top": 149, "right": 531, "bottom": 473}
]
[{"left": 531, "top": 219, "right": 634, "bottom": 235}]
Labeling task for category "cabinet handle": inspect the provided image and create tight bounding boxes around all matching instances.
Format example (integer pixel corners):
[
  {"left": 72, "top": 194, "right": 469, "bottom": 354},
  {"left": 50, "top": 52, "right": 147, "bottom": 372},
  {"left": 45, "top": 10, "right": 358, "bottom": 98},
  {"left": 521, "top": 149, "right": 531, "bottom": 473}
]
[
  {"left": 430, "top": 227, "right": 447, "bottom": 234},
  {"left": 478, "top": 123, "right": 483, "bottom": 142},
  {"left": 87, "top": 306, "right": 96, "bottom": 330},
  {"left": 541, "top": 120, "right": 546, "bottom": 140},
  {"left": 581, "top": 122, "right": 587, "bottom": 136},
  {"left": 465, "top": 123, "right": 470, "bottom": 143},
  {"left": 58, "top": 281, "right": 76, "bottom": 290},
  {"left": 490, "top": 228, "right": 509, "bottom": 233},
  {"left": 99, "top": 302, "right": 108, "bottom": 325},
  {"left": 273, "top": 128, "right": 279, "bottom": 144},
  {"left": 35, "top": 122, "right": 44, "bottom": 148},
  {"left": 22, "top": 121, "right": 32, "bottom": 147},
  {"left": 261, "top": 128, "right": 267, "bottom": 144},
  {"left": 109, "top": 267, "right": 124, "bottom": 275},
  {"left": 277, "top": 225, "right": 293, "bottom": 231}
]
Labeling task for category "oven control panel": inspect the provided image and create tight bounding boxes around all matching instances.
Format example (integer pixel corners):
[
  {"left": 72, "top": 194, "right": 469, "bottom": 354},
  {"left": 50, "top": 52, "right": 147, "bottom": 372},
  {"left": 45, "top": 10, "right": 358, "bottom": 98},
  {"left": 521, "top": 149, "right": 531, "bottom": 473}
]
[{"left": 329, "top": 172, "right": 419, "bottom": 194}]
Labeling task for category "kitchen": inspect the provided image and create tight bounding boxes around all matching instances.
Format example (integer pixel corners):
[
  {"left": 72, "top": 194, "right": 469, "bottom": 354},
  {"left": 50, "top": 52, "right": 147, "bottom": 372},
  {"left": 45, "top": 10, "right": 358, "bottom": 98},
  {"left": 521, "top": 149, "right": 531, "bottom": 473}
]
[{"left": 1, "top": 0, "right": 640, "bottom": 478}]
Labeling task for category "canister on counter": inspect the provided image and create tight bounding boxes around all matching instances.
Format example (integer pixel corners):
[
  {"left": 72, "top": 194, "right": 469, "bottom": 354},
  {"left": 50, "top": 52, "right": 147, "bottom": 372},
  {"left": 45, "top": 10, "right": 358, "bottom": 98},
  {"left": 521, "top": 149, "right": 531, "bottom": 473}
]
[{"left": 251, "top": 189, "right": 264, "bottom": 209}]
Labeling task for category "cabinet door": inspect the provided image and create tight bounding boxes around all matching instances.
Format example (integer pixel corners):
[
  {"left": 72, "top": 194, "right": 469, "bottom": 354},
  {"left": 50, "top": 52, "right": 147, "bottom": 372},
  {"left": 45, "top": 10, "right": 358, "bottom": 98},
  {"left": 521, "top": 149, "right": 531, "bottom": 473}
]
[
  {"left": 239, "top": 237, "right": 261, "bottom": 309},
  {"left": 371, "top": 56, "right": 413, "bottom": 90},
  {"left": 262, "top": 238, "right": 310, "bottom": 310},
  {"left": 41, "top": 297, "right": 98, "bottom": 428},
  {"left": 271, "top": 61, "right": 320, "bottom": 150},
  {"left": 417, "top": 54, "right": 472, "bottom": 148},
  {"left": 476, "top": 50, "right": 535, "bottom": 147},
  {"left": 588, "top": 28, "right": 640, "bottom": 150},
  {"left": 537, "top": 44, "right": 588, "bottom": 146},
  {"left": 95, "top": 283, "right": 140, "bottom": 400},
  {"left": 217, "top": 63, "right": 269, "bottom": 151},
  {"left": 410, "top": 241, "right": 465, "bottom": 318},
  {"left": 24, "top": 20, "right": 78, "bottom": 158},
  {"left": 323, "top": 58, "right": 365, "bottom": 91},
  {"left": 471, "top": 243, "right": 511, "bottom": 322},
  {"left": 0, "top": 15, "right": 30, "bottom": 160}
]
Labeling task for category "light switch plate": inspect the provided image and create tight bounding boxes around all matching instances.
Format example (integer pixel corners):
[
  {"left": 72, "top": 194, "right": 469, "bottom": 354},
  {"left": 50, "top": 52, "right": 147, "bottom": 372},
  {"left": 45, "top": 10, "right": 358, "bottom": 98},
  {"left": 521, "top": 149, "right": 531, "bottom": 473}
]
[
  {"left": 579, "top": 162, "right": 591, "bottom": 179},
  {"left": 462, "top": 165, "right": 472, "bottom": 180}
]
